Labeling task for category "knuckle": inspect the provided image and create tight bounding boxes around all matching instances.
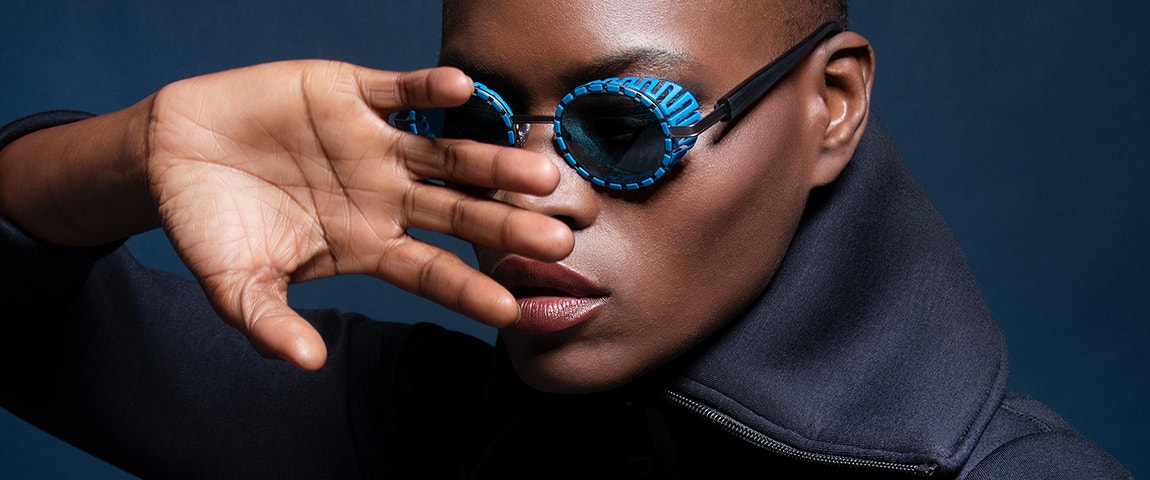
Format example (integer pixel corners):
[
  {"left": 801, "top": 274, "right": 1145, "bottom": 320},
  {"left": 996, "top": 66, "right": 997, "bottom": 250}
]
[
  {"left": 440, "top": 141, "right": 461, "bottom": 178},
  {"left": 449, "top": 195, "right": 469, "bottom": 234},
  {"left": 389, "top": 72, "right": 419, "bottom": 108},
  {"left": 400, "top": 182, "right": 419, "bottom": 223},
  {"left": 414, "top": 251, "right": 443, "bottom": 294}
]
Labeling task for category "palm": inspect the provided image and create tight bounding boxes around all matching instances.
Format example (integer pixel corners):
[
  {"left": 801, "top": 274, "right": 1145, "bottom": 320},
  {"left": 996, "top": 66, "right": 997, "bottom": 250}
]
[{"left": 142, "top": 61, "right": 572, "bottom": 369}]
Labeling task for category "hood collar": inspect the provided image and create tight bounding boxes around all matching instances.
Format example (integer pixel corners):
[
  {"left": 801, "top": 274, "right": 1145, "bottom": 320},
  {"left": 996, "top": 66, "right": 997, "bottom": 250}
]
[
  {"left": 666, "top": 116, "right": 1009, "bottom": 474},
  {"left": 474, "top": 117, "right": 1008, "bottom": 476}
]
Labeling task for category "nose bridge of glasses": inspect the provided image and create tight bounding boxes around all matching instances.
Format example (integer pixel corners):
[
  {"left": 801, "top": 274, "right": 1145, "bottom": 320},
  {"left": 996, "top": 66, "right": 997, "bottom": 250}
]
[{"left": 509, "top": 114, "right": 557, "bottom": 147}]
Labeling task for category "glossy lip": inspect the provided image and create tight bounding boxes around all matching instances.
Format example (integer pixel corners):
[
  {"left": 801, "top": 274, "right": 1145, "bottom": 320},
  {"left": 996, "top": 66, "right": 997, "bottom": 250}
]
[{"left": 489, "top": 256, "right": 609, "bottom": 333}]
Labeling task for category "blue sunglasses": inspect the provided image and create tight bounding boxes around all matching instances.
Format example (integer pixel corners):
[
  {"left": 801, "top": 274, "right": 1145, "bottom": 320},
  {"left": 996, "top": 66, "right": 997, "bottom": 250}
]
[{"left": 392, "top": 22, "right": 843, "bottom": 190}]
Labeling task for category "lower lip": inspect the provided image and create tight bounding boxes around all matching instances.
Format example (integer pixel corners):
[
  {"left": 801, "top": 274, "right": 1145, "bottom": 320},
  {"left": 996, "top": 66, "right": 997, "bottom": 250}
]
[{"left": 513, "top": 296, "right": 607, "bottom": 333}]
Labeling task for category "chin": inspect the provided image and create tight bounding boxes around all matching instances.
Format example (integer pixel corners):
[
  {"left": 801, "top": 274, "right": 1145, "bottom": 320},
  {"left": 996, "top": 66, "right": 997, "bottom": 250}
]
[
  {"left": 504, "top": 341, "right": 645, "bottom": 394},
  {"left": 515, "top": 365, "right": 632, "bottom": 394}
]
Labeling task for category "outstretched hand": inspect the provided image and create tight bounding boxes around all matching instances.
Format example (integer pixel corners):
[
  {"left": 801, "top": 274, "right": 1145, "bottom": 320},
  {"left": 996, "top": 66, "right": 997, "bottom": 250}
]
[{"left": 144, "top": 61, "right": 572, "bottom": 370}]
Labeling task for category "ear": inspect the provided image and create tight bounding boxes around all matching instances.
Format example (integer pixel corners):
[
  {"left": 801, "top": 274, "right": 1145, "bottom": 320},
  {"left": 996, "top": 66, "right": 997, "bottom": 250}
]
[{"left": 804, "top": 31, "right": 875, "bottom": 187}]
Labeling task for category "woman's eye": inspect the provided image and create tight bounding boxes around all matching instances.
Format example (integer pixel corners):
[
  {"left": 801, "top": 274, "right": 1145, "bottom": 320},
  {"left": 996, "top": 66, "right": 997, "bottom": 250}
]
[
  {"left": 443, "top": 110, "right": 508, "bottom": 145},
  {"left": 592, "top": 117, "right": 646, "bottom": 142}
]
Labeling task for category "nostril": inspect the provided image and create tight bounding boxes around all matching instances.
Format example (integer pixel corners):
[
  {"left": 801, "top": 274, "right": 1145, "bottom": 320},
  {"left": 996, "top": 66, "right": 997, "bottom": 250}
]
[{"left": 553, "top": 214, "right": 580, "bottom": 229}]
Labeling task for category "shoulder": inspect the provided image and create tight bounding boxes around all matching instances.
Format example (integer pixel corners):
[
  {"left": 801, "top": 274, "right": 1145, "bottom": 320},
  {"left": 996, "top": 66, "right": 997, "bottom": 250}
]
[{"left": 959, "top": 393, "right": 1132, "bottom": 479}]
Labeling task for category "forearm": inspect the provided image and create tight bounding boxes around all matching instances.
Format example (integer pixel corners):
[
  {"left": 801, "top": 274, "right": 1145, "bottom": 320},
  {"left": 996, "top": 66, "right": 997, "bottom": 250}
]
[
  {"left": 0, "top": 98, "right": 158, "bottom": 247},
  {"left": 0, "top": 232, "right": 367, "bottom": 479}
]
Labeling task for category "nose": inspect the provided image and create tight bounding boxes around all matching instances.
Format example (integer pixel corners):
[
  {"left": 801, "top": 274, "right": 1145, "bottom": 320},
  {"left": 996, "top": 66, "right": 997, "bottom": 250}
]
[{"left": 496, "top": 123, "right": 600, "bottom": 230}]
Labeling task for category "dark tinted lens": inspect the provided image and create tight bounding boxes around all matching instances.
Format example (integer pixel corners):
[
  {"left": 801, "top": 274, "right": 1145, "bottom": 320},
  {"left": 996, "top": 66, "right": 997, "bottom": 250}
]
[
  {"left": 442, "top": 96, "right": 513, "bottom": 146},
  {"left": 560, "top": 94, "right": 666, "bottom": 180}
]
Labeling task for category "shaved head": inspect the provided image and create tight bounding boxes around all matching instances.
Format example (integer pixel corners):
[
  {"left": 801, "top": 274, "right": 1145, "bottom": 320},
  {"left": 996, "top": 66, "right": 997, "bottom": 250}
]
[
  {"left": 443, "top": 0, "right": 849, "bottom": 47},
  {"left": 777, "top": 0, "right": 850, "bottom": 40}
]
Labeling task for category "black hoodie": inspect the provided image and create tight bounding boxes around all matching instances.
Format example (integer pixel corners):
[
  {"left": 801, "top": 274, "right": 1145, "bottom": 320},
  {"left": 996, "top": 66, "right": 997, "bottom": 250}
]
[{"left": 0, "top": 112, "right": 1132, "bottom": 478}]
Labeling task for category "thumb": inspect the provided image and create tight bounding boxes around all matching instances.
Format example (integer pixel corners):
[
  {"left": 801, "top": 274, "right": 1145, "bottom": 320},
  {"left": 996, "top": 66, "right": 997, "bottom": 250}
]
[{"left": 217, "top": 271, "right": 329, "bottom": 371}]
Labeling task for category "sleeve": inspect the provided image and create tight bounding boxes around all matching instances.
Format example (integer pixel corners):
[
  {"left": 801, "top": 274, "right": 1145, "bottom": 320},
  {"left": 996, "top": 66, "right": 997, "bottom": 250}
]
[
  {"left": 0, "top": 110, "right": 95, "bottom": 149},
  {"left": 958, "top": 394, "right": 1133, "bottom": 480},
  {"left": 0, "top": 216, "right": 370, "bottom": 479},
  {"left": 0, "top": 113, "right": 496, "bottom": 479}
]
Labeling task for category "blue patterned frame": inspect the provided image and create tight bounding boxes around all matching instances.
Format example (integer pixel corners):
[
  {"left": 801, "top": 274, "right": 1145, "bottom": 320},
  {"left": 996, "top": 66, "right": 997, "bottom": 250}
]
[{"left": 554, "top": 77, "right": 701, "bottom": 190}]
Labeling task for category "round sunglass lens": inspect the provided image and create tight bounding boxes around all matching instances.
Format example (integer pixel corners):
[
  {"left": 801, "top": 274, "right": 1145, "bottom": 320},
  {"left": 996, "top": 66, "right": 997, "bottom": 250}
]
[
  {"left": 443, "top": 95, "right": 514, "bottom": 146},
  {"left": 559, "top": 94, "right": 667, "bottom": 181}
]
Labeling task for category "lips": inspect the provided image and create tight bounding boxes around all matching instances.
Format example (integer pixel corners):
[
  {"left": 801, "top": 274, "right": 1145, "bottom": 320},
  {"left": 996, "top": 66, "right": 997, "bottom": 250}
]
[{"left": 488, "top": 256, "right": 609, "bottom": 333}]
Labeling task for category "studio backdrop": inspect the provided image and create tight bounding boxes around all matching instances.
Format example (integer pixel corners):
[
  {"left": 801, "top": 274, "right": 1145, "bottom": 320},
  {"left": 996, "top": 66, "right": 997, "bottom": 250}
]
[{"left": 1, "top": 1, "right": 1146, "bottom": 478}]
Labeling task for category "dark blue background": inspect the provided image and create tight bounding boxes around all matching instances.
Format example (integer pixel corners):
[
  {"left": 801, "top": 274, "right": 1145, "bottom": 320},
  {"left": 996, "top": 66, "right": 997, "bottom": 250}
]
[{"left": 1, "top": 1, "right": 1146, "bottom": 478}]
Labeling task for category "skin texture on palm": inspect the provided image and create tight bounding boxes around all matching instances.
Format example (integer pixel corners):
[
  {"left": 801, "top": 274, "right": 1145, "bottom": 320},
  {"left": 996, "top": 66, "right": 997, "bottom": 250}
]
[{"left": 0, "top": 62, "right": 575, "bottom": 370}]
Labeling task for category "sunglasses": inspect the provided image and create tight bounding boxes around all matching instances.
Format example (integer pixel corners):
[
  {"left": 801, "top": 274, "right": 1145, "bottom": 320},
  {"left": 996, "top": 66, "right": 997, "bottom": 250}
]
[{"left": 392, "top": 22, "right": 843, "bottom": 190}]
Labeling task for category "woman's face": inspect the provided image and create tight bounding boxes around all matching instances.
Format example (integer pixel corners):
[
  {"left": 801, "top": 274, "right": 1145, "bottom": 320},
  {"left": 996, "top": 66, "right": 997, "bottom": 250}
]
[{"left": 444, "top": 0, "right": 830, "bottom": 393}]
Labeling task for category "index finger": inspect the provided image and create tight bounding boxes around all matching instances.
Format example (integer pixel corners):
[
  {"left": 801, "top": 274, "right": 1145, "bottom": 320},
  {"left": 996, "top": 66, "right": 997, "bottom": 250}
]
[{"left": 356, "top": 66, "right": 474, "bottom": 111}]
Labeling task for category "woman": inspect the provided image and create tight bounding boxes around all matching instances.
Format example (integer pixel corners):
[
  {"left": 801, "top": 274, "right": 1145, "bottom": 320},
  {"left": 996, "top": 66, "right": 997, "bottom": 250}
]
[{"left": 0, "top": 0, "right": 1132, "bottom": 478}]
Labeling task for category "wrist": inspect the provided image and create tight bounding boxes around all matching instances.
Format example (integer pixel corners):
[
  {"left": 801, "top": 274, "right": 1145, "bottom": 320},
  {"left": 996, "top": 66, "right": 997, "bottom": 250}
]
[{"left": 0, "top": 99, "right": 160, "bottom": 246}]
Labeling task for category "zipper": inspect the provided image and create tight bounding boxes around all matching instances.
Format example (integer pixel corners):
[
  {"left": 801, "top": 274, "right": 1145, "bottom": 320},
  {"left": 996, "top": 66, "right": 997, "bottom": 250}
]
[{"left": 661, "top": 390, "right": 939, "bottom": 477}]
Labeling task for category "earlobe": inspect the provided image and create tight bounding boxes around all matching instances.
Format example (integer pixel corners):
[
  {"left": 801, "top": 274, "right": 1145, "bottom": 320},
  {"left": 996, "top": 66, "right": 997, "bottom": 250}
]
[{"left": 809, "top": 31, "right": 875, "bottom": 187}]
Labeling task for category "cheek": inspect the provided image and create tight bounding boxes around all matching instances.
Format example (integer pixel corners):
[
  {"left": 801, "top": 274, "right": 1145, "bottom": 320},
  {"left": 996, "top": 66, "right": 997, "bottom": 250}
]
[
  {"left": 498, "top": 93, "right": 816, "bottom": 393},
  {"left": 639, "top": 97, "right": 814, "bottom": 320}
]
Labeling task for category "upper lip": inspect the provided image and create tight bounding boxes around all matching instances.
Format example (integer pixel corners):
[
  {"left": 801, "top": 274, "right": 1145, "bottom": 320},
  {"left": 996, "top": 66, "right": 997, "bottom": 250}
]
[{"left": 488, "top": 256, "right": 608, "bottom": 298}]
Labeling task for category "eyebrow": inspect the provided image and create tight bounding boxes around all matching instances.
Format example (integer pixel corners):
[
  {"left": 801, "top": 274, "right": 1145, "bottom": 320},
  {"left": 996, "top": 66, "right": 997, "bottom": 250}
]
[
  {"left": 438, "top": 48, "right": 706, "bottom": 106},
  {"left": 561, "top": 49, "right": 702, "bottom": 87}
]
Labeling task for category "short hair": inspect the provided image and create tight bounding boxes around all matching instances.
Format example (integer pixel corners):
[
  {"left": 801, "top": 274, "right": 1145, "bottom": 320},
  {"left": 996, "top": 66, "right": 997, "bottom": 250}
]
[{"left": 780, "top": 0, "right": 850, "bottom": 42}]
